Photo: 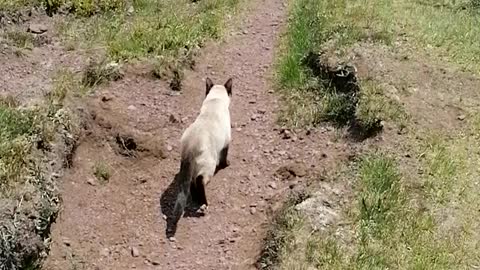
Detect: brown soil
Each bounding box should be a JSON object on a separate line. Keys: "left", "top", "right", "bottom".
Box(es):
{"left": 41, "top": 0, "right": 352, "bottom": 269}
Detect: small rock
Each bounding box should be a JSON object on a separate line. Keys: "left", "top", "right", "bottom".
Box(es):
{"left": 128, "top": 105, "right": 137, "bottom": 111}
{"left": 101, "top": 95, "right": 113, "bottom": 102}
{"left": 242, "top": 30, "right": 249, "bottom": 35}
{"left": 63, "top": 238, "right": 71, "bottom": 247}
{"left": 257, "top": 109, "right": 266, "bottom": 114}
{"left": 281, "top": 129, "right": 292, "bottom": 139}
{"left": 166, "top": 145, "right": 173, "bottom": 151}
{"left": 268, "top": 182, "right": 277, "bottom": 189}
{"left": 168, "top": 237, "right": 176, "bottom": 242}
{"left": 23, "top": 192, "right": 32, "bottom": 201}
{"left": 28, "top": 23, "right": 47, "bottom": 34}
{"left": 150, "top": 259, "right": 160, "bottom": 266}
{"left": 169, "top": 114, "right": 180, "bottom": 123}
{"left": 127, "top": 6, "right": 135, "bottom": 15}
{"left": 130, "top": 247, "right": 139, "bottom": 257}
{"left": 87, "top": 178, "right": 96, "bottom": 186}
{"left": 250, "top": 207, "right": 257, "bottom": 215}
{"left": 457, "top": 114, "right": 466, "bottom": 121}
{"left": 162, "top": 214, "right": 167, "bottom": 220}
{"left": 167, "top": 91, "right": 181, "bottom": 96}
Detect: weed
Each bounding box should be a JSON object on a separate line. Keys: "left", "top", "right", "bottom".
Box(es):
{"left": 3, "top": 29, "right": 34, "bottom": 49}
{"left": 81, "top": 59, "right": 123, "bottom": 87}
{"left": 93, "top": 162, "right": 111, "bottom": 183}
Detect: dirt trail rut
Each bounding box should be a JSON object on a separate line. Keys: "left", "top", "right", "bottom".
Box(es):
{"left": 44, "top": 0, "right": 350, "bottom": 269}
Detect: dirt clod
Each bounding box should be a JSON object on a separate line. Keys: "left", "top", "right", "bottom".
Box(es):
{"left": 275, "top": 162, "right": 308, "bottom": 181}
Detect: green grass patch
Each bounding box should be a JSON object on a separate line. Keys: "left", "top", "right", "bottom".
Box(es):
{"left": 266, "top": 149, "right": 480, "bottom": 269}
{"left": 277, "top": 0, "right": 480, "bottom": 127}
{"left": 58, "top": 0, "right": 239, "bottom": 65}
{"left": 277, "top": 0, "right": 401, "bottom": 130}
{"left": 278, "top": 0, "right": 480, "bottom": 90}
{"left": 0, "top": 0, "right": 124, "bottom": 16}
{"left": 277, "top": 0, "right": 394, "bottom": 90}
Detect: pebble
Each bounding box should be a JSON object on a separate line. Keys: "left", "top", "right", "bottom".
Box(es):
{"left": 87, "top": 178, "right": 96, "bottom": 186}
{"left": 268, "top": 182, "right": 277, "bottom": 189}
{"left": 63, "top": 238, "right": 71, "bottom": 247}
{"left": 130, "top": 247, "right": 140, "bottom": 257}
{"left": 169, "top": 114, "right": 180, "bottom": 123}
{"left": 250, "top": 207, "right": 257, "bottom": 215}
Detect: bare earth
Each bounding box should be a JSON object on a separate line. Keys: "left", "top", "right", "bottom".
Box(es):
{"left": 40, "top": 0, "right": 352, "bottom": 269}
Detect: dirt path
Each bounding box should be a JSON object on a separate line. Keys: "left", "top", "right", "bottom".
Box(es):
{"left": 43, "top": 0, "right": 350, "bottom": 269}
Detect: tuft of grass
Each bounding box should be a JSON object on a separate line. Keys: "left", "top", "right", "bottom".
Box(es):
{"left": 93, "top": 162, "right": 111, "bottom": 183}
{"left": 3, "top": 29, "right": 35, "bottom": 49}
{"left": 81, "top": 59, "right": 123, "bottom": 87}
{"left": 355, "top": 80, "right": 409, "bottom": 132}
{"left": 0, "top": 103, "right": 44, "bottom": 192}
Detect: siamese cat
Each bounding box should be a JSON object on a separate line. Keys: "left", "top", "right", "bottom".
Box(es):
{"left": 172, "top": 77, "right": 233, "bottom": 223}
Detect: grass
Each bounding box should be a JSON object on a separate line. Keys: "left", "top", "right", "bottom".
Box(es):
{"left": 269, "top": 0, "right": 480, "bottom": 266}
{"left": 93, "top": 162, "right": 111, "bottom": 183}
{"left": 276, "top": 0, "right": 400, "bottom": 129}
{"left": 355, "top": 80, "right": 408, "bottom": 132}
{"left": 0, "top": 69, "right": 83, "bottom": 269}
{"left": 265, "top": 150, "right": 480, "bottom": 269}
{"left": 277, "top": 0, "right": 480, "bottom": 128}
{"left": 0, "top": 0, "right": 124, "bottom": 15}
{"left": 57, "top": 0, "right": 239, "bottom": 68}
{"left": 2, "top": 29, "right": 35, "bottom": 49}
{"left": 81, "top": 58, "right": 123, "bottom": 87}
{"left": 0, "top": 100, "right": 45, "bottom": 194}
